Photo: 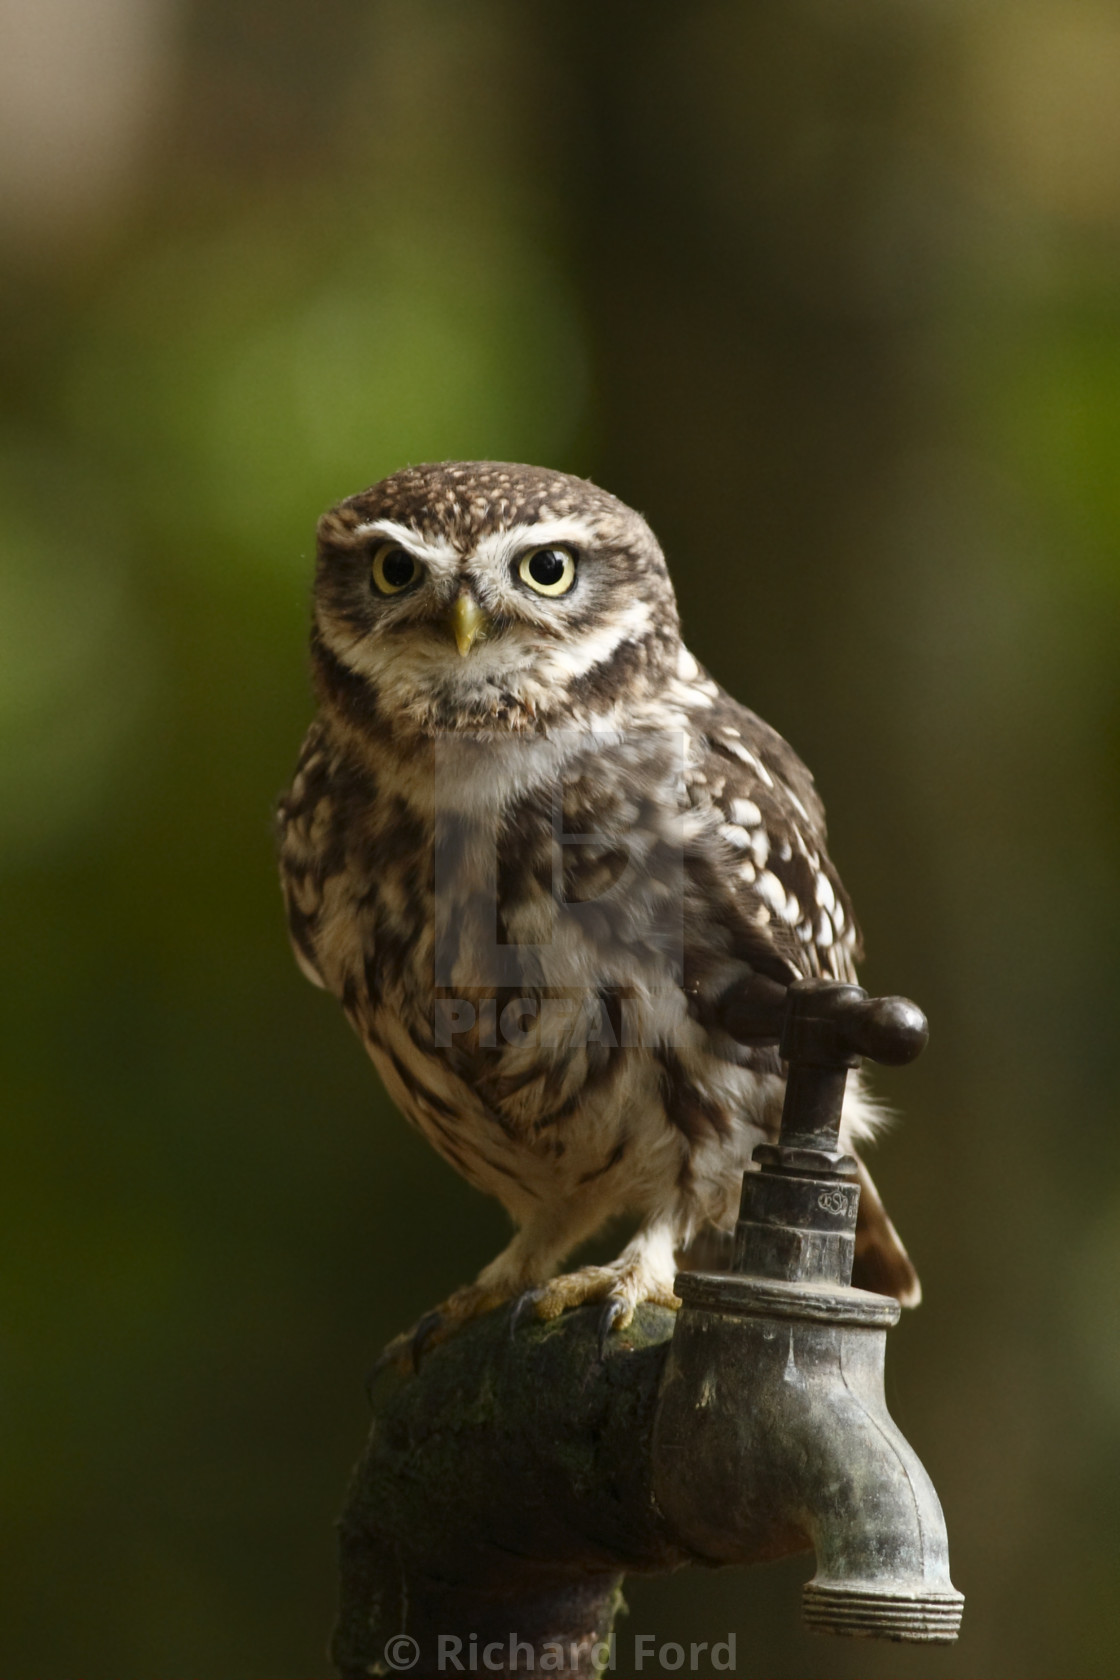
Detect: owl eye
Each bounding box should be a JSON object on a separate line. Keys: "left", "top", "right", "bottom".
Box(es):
{"left": 371, "top": 543, "right": 421, "bottom": 595}
{"left": 518, "top": 546, "right": 576, "bottom": 597}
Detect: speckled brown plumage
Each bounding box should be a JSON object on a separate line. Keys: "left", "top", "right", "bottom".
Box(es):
{"left": 277, "top": 462, "right": 918, "bottom": 1353}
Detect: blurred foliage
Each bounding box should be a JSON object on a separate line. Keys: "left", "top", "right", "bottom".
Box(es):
{"left": 1, "top": 3, "right": 1118, "bottom": 1677}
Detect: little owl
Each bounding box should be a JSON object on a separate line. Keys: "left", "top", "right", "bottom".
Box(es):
{"left": 277, "top": 462, "right": 918, "bottom": 1359}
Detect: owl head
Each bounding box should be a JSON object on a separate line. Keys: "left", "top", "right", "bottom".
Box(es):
{"left": 309, "top": 462, "right": 681, "bottom": 737}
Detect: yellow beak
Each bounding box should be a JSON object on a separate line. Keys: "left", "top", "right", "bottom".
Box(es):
{"left": 450, "top": 594, "right": 488, "bottom": 658}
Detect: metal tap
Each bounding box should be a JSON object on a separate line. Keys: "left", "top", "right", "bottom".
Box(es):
{"left": 653, "top": 977, "right": 965, "bottom": 1642}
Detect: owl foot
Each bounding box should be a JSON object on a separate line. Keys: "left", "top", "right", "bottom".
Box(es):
{"left": 370, "top": 1280, "right": 517, "bottom": 1384}
{"left": 511, "top": 1257, "right": 682, "bottom": 1349}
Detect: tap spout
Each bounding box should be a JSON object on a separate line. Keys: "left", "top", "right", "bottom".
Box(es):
{"left": 652, "top": 1272, "right": 964, "bottom": 1642}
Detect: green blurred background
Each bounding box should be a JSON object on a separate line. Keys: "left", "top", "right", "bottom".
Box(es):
{"left": 2, "top": 2, "right": 1119, "bottom": 1675}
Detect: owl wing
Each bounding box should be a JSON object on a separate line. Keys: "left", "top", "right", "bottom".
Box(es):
{"left": 681, "top": 673, "right": 862, "bottom": 993}
{"left": 275, "top": 720, "right": 334, "bottom": 991}
{"left": 678, "top": 665, "right": 920, "bottom": 1308}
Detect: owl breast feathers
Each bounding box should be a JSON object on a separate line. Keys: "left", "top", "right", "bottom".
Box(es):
{"left": 277, "top": 461, "right": 918, "bottom": 1354}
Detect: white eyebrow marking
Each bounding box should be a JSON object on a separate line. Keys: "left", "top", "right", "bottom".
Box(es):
{"left": 353, "top": 519, "right": 459, "bottom": 571}
{"left": 470, "top": 515, "right": 603, "bottom": 573}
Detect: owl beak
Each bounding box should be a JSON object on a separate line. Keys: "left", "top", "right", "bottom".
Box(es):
{"left": 449, "top": 594, "right": 488, "bottom": 658}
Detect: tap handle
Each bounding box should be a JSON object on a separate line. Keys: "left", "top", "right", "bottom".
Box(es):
{"left": 754, "top": 979, "right": 929, "bottom": 1174}
{"left": 779, "top": 980, "right": 929, "bottom": 1070}
{"left": 716, "top": 974, "right": 928, "bottom": 1069}
{"left": 842, "top": 993, "right": 928, "bottom": 1066}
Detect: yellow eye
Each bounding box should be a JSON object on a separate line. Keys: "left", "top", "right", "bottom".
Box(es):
{"left": 517, "top": 545, "right": 576, "bottom": 597}
{"left": 371, "top": 543, "right": 421, "bottom": 595}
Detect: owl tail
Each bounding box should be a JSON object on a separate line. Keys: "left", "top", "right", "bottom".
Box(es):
{"left": 851, "top": 1153, "right": 922, "bottom": 1307}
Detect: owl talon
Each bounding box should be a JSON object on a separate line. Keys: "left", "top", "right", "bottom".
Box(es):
{"left": 509, "top": 1288, "right": 546, "bottom": 1339}
{"left": 365, "top": 1328, "right": 426, "bottom": 1394}
{"left": 597, "top": 1296, "right": 632, "bottom": 1357}
{"left": 370, "top": 1280, "right": 523, "bottom": 1389}
{"left": 410, "top": 1310, "right": 445, "bottom": 1371}
{"left": 366, "top": 1329, "right": 422, "bottom": 1394}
